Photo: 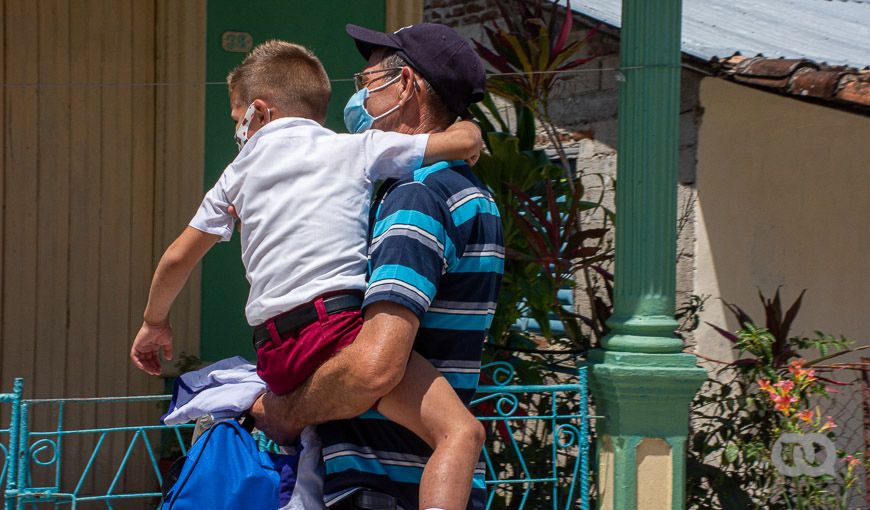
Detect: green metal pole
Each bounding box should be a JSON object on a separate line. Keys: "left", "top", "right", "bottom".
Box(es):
{"left": 589, "top": 0, "right": 707, "bottom": 508}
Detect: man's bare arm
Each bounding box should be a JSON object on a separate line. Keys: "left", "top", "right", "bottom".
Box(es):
{"left": 250, "top": 301, "right": 419, "bottom": 442}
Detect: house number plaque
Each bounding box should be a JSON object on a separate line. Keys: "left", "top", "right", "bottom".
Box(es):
{"left": 222, "top": 32, "right": 253, "bottom": 53}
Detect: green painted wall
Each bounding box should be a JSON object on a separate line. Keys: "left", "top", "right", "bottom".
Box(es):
{"left": 201, "top": 0, "right": 386, "bottom": 361}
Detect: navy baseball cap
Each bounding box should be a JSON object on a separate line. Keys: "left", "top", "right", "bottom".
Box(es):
{"left": 346, "top": 23, "right": 486, "bottom": 118}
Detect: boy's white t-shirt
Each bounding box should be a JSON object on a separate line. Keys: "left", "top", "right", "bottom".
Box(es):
{"left": 189, "top": 117, "right": 429, "bottom": 326}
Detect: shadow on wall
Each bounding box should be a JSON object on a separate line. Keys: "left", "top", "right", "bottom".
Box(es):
{"left": 694, "top": 77, "right": 870, "bottom": 358}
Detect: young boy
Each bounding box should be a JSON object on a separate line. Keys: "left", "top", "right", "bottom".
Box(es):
{"left": 130, "top": 41, "right": 483, "bottom": 508}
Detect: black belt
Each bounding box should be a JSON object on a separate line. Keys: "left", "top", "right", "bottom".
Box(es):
{"left": 252, "top": 293, "right": 363, "bottom": 350}
{"left": 330, "top": 489, "right": 398, "bottom": 509}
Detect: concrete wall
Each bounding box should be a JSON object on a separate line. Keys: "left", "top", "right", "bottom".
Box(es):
{"left": 694, "top": 77, "right": 870, "bottom": 359}
{"left": 694, "top": 78, "right": 870, "bottom": 501}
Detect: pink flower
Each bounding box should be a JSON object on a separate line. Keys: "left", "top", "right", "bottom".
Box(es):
{"left": 788, "top": 359, "right": 805, "bottom": 375}
{"left": 796, "top": 409, "right": 814, "bottom": 423}
{"left": 844, "top": 455, "right": 859, "bottom": 466}
{"left": 788, "top": 359, "right": 817, "bottom": 383}
{"left": 819, "top": 416, "right": 837, "bottom": 432}
{"left": 757, "top": 379, "right": 774, "bottom": 393}
{"left": 772, "top": 394, "right": 799, "bottom": 415}
{"left": 774, "top": 379, "right": 795, "bottom": 393}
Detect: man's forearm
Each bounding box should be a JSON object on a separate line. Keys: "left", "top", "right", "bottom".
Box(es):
{"left": 254, "top": 302, "right": 419, "bottom": 439}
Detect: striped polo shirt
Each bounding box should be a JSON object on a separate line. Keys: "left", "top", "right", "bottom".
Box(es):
{"left": 319, "top": 160, "right": 504, "bottom": 509}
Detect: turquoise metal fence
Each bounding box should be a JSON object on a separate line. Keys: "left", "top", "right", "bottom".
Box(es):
{"left": 473, "top": 361, "right": 590, "bottom": 509}
{"left": 1, "top": 380, "right": 23, "bottom": 510}
{"left": 0, "top": 382, "right": 194, "bottom": 510}
{"left": 1, "top": 364, "right": 591, "bottom": 509}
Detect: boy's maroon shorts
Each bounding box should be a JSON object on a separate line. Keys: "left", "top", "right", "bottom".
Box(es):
{"left": 254, "top": 296, "right": 363, "bottom": 395}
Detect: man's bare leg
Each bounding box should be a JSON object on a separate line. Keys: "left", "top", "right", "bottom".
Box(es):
{"left": 376, "top": 352, "right": 485, "bottom": 510}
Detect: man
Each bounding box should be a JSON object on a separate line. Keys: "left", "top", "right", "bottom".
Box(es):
{"left": 251, "top": 23, "right": 503, "bottom": 510}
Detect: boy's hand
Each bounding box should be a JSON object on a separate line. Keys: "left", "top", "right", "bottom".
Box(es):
{"left": 130, "top": 320, "right": 174, "bottom": 376}
{"left": 228, "top": 205, "right": 241, "bottom": 232}
{"left": 446, "top": 120, "right": 483, "bottom": 166}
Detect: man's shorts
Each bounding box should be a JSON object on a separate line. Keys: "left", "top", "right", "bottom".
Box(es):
{"left": 254, "top": 293, "right": 364, "bottom": 395}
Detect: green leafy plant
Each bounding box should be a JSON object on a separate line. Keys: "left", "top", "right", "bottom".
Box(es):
{"left": 471, "top": 99, "right": 613, "bottom": 353}
{"left": 506, "top": 180, "right": 609, "bottom": 344}
{"left": 468, "top": 2, "right": 608, "bottom": 507}
{"left": 688, "top": 289, "right": 868, "bottom": 509}
{"left": 471, "top": 0, "right": 615, "bottom": 355}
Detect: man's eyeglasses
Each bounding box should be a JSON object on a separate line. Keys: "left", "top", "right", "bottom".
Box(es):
{"left": 352, "top": 67, "right": 404, "bottom": 92}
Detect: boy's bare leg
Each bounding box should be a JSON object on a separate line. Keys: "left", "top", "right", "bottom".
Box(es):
{"left": 376, "top": 352, "right": 485, "bottom": 510}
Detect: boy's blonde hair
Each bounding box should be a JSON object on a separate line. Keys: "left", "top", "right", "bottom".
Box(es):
{"left": 227, "top": 40, "right": 331, "bottom": 123}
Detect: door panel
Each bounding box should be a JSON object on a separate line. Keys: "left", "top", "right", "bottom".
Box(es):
{"left": 201, "top": 1, "right": 386, "bottom": 361}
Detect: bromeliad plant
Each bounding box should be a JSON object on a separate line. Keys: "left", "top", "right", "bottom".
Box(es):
{"left": 473, "top": 0, "right": 599, "bottom": 179}
{"left": 688, "top": 289, "right": 868, "bottom": 510}
{"left": 467, "top": 3, "right": 608, "bottom": 508}
{"left": 505, "top": 181, "right": 609, "bottom": 346}
{"left": 470, "top": 99, "right": 612, "bottom": 355}
{"left": 470, "top": 0, "right": 611, "bottom": 354}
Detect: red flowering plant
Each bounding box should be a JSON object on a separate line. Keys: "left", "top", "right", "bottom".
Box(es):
{"left": 688, "top": 289, "right": 868, "bottom": 510}
{"left": 756, "top": 360, "right": 821, "bottom": 422}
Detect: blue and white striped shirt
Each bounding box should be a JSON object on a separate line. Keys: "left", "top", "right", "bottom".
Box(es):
{"left": 320, "top": 160, "right": 504, "bottom": 509}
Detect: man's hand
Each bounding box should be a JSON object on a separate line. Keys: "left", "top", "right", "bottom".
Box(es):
{"left": 130, "top": 320, "right": 174, "bottom": 376}
{"left": 249, "top": 392, "right": 301, "bottom": 445}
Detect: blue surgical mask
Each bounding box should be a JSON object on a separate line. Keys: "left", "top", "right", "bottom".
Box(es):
{"left": 343, "top": 74, "right": 402, "bottom": 134}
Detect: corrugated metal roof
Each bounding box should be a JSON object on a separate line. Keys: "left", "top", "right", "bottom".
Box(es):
{"left": 557, "top": 0, "right": 870, "bottom": 68}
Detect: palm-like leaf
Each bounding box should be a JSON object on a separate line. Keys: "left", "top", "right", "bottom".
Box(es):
{"left": 474, "top": 0, "right": 599, "bottom": 111}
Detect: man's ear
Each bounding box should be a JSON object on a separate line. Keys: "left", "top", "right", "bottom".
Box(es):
{"left": 397, "top": 67, "right": 419, "bottom": 106}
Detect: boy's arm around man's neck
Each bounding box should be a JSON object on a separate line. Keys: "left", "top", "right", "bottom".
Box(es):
{"left": 421, "top": 120, "right": 482, "bottom": 166}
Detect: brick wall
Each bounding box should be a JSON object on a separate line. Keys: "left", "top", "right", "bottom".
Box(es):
{"left": 424, "top": 0, "right": 499, "bottom": 28}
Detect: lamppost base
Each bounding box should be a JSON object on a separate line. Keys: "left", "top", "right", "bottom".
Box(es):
{"left": 589, "top": 348, "right": 707, "bottom": 510}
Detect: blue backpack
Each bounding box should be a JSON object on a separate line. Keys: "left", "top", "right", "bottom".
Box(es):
{"left": 162, "top": 420, "right": 281, "bottom": 510}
